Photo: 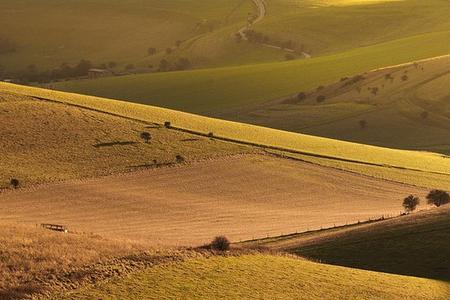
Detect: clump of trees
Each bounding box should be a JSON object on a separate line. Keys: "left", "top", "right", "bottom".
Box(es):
{"left": 426, "top": 190, "right": 450, "bottom": 207}
{"left": 210, "top": 236, "right": 230, "bottom": 251}
{"left": 403, "top": 195, "right": 420, "bottom": 213}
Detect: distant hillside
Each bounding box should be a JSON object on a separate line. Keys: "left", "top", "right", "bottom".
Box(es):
{"left": 224, "top": 55, "right": 450, "bottom": 154}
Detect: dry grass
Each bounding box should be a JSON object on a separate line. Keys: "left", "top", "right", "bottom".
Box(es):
{"left": 0, "top": 155, "right": 427, "bottom": 246}
{"left": 0, "top": 222, "right": 147, "bottom": 299}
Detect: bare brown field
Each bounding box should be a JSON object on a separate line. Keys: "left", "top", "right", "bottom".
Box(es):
{"left": 0, "top": 155, "right": 427, "bottom": 246}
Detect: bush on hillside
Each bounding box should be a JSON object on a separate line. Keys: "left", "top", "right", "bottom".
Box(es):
{"left": 140, "top": 132, "right": 152, "bottom": 143}
{"left": 316, "top": 95, "right": 326, "bottom": 103}
{"left": 10, "top": 178, "right": 20, "bottom": 189}
{"left": 426, "top": 190, "right": 450, "bottom": 207}
{"left": 297, "top": 92, "right": 306, "bottom": 102}
{"left": 210, "top": 236, "right": 230, "bottom": 251}
{"left": 403, "top": 195, "right": 420, "bottom": 213}
{"left": 176, "top": 155, "right": 185, "bottom": 163}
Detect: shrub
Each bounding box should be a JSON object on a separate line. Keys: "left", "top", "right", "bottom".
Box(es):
{"left": 316, "top": 95, "right": 326, "bottom": 103}
{"left": 164, "top": 121, "right": 171, "bottom": 128}
{"left": 426, "top": 190, "right": 450, "bottom": 207}
{"left": 208, "top": 132, "right": 214, "bottom": 138}
{"left": 401, "top": 75, "right": 409, "bottom": 81}
{"left": 176, "top": 155, "right": 185, "bottom": 163}
{"left": 297, "top": 92, "right": 306, "bottom": 102}
{"left": 403, "top": 195, "right": 420, "bottom": 213}
{"left": 10, "top": 178, "right": 20, "bottom": 189}
{"left": 210, "top": 236, "right": 230, "bottom": 251}
{"left": 140, "top": 132, "right": 152, "bottom": 143}
{"left": 165, "top": 48, "right": 172, "bottom": 55}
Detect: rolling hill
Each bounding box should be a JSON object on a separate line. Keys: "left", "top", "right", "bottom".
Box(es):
{"left": 1, "top": 83, "right": 450, "bottom": 246}
{"left": 244, "top": 205, "right": 450, "bottom": 281}
{"left": 0, "top": 0, "right": 254, "bottom": 72}
{"left": 57, "top": 254, "right": 450, "bottom": 300}
{"left": 53, "top": 30, "right": 450, "bottom": 114}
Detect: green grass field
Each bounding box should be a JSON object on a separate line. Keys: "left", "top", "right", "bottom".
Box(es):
{"left": 0, "top": 0, "right": 253, "bottom": 72}
{"left": 225, "top": 55, "right": 450, "bottom": 154}
{"left": 54, "top": 30, "right": 450, "bottom": 114}
{"left": 58, "top": 254, "right": 450, "bottom": 300}
{"left": 256, "top": 0, "right": 450, "bottom": 56}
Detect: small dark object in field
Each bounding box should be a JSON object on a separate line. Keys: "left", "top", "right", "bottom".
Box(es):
{"left": 316, "top": 95, "right": 326, "bottom": 103}
{"left": 297, "top": 92, "right": 306, "bottom": 102}
{"left": 426, "top": 190, "right": 450, "bottom": 207}
{"left": 211, "top": 236, "right": 230, "bottom": 251}
{"left": 10, "top": 178, "right": 20, "bottom": 189}
{"left": 164, "top": 121, "right": 171, "bottom": 128}
{"left": 176, "top": 155, "right": 185, "bottom": 163}
{"left": 421, "top": 111, "right": 429, "bottom": 119}
{"left": 208, "top": 132, "right": 214, "bottom": 138}
{"left": 401, "top": 75, "right": 409, "bottom": 81}
{"left": 359, "top": 120, "right": 367, "bottom": 129}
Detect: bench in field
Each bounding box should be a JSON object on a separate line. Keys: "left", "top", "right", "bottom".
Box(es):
{"left": 41, "top": 223, "right": 68, "bottom": 233}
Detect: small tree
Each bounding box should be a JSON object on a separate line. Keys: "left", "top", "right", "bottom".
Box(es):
{"left": 164, "top": 121, "right": 171, "bottom": 128}
{"left": 426, "top": 190, "right": 450, "bottom": 207}
{"left": 10, "top": 178, "right": 19, "bottom": 189}
{"left": 403, "top": 195, "right": 420, "bottom": 213}
{"left": 140, "top": 132, "right": 152, "bottom": 143}
{"left": 210, "top": 236, "right": 230, "bottom": 251}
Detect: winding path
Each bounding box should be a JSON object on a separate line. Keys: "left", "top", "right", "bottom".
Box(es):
{"left": 238, "top": 0, "right": 311, "bottom": 58}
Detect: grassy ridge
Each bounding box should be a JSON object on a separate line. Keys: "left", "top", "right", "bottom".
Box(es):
{"left": 59, "top": 254, "right": 450, "bottom": 300}
{"left": 2, "top": 83, "right": 450, "bottom": 190}
{"left": 54, "top": 30, "right": 450, "bottom": 113}
{"left": 0, "top": 89, "right": 249, "bottom": 188}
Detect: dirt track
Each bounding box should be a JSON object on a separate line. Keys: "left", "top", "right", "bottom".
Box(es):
{"left": 0, "top": 155, "right": 426, "bottom": 246}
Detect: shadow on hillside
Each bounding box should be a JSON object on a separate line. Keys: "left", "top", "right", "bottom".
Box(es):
{"left": 93, "top": 141, "right": 137, "bottom": 148}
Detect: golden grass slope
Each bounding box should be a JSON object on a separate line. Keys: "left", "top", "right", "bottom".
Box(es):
{"left": 1, "top": 82, "right": 449, "bottom": 189}
{"left": 0, "top": 155, "right": 427, "bottom": 246}
{"left": 0, "top": 90, "right": 250, "bottom": 188}
{"left": 59, "top": 254, "right": 450, "bottom": 300}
